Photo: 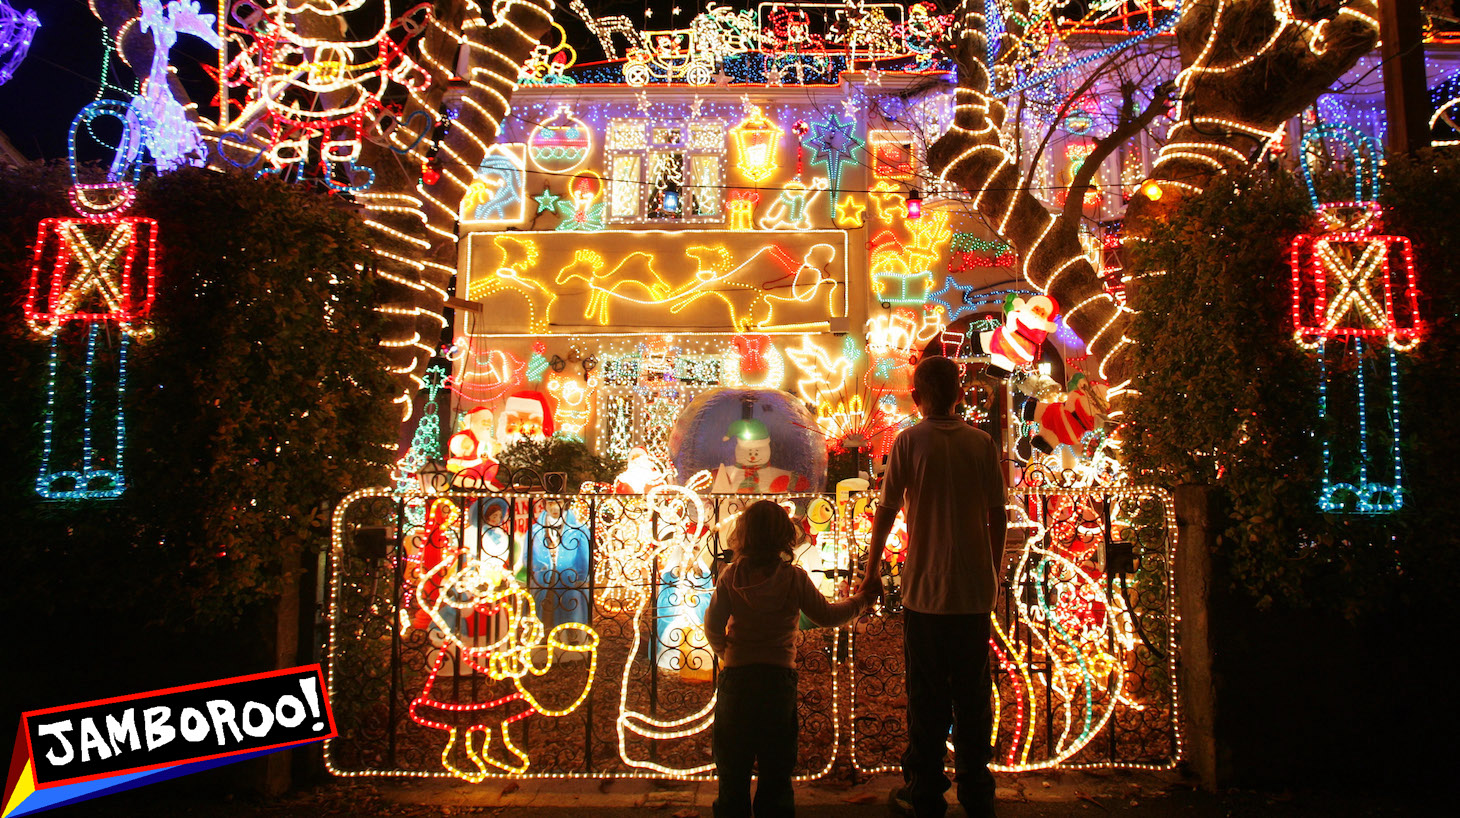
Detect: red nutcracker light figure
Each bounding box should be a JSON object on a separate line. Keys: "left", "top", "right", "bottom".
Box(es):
{"left": 25, "top": 103, "right": 157, "bottom": 499}
{"left": 1289, "top": 126, "right": 1423, "bottom": 513}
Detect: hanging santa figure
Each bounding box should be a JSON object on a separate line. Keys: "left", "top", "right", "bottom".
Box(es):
{"left": 980, "top": 293, "right": 1059, "bottom": 377}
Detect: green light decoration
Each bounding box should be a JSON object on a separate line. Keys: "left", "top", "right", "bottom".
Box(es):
{"left": 805, "top": 113, "right": 864, "bottom": 218}
{"left": 533, "top": 187, "right": 561, "bottom": 214}
{"left": 395, "top": 362, "right": 449, "bottom": 498}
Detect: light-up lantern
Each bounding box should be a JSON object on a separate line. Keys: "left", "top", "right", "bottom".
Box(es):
{"left": 729, "top": 105, "right": 782, "bottom": 184}
{"left": 906, "top": 188, "right": 923, "bottom": 220}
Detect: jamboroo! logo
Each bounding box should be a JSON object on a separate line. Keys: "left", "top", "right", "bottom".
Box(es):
{"left": 4, "top": 665, "right": 335, "bottom": 816}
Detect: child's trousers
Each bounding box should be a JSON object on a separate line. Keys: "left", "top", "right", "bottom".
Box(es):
{"left": 712, "top": 663, "right": 798, "bottom": 818}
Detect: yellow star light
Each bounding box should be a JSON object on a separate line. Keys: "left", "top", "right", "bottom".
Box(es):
{"left": 835, "top": 195, "right": 866, "bottom": 227}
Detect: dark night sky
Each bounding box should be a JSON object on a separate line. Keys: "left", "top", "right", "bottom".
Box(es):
{"left": 1, "top": 0, "right": 108, "bottom": 162}
{"left": 0, "top": 0, "right": 698, "bottom": 162}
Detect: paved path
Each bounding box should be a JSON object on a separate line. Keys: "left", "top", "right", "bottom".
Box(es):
{"left": 48, "top": 769, "right": 1428, "bottom": 816}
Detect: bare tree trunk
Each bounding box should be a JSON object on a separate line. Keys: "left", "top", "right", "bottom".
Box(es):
{"left": 351, "top": 0, "right": 556, "bottom": 415}
{"left": 1127, "top": 0, "right": 1379, "bottom": 227}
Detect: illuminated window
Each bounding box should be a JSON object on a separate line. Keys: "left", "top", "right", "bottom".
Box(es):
{"left": 606, "top": 118, "right": 726, "bottom": 223}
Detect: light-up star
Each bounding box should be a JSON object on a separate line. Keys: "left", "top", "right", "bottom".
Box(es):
{"left": 422, "top": 363, "right": 448, "bottom": 397}
{"left": 841, "top": 95, "right": 860, "bottom": 117}
{"left": 690, "top": 95, "right": 704, "bottom": 117}
{"left": 866, "top": 67, "right": 882, "bottom": 86}
{"left": 713, "top": 69, "right": 733, "bottom": 87}
{"left": 534, "top": 187, "right": 562, "bottom": 214}
{"left": 635, "top": 90, "right": 650, "bottom": 112}
{"left": 835, "top": 195, "right": 866, "bottom": 227}
{"left": 929, "top": 277, "right": 979, "bottom": 322}
{"left": 806, "top": 113, "right": 864, "bottom": 217}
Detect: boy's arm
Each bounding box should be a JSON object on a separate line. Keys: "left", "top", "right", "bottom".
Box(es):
{"left": 859, "top": 436, "right": 905, "bottom": 598}
{"left": 704, "top": 568, "right": 730, "bottom": 658}
{"left": 985, "top": 438, "right": 1009, "bottom": 589}
{"left": 859, "top": 504, "right": 899, "bottom": 598}
{"left": 796, "top": 567, "right": 865, "bottom": 629}
{"left": 987, "top": 501, "right": 1007, "bottom": 583}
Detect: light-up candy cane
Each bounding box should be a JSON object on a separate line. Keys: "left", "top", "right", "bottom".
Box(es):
{"left": 1290, "top": 125, "right": 1424, "bottom": 514}
{"left": 24, "top": 103, "right": 156, "bottom": 499}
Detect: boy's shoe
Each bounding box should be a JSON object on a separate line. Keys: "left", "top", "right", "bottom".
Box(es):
{"left": 888, "top": 786, "right": 945, "bottom": 818}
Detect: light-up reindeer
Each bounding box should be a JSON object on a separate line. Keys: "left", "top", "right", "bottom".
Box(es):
{"left": 1290, "top": 126, "right": 1423, "bottom": 514}
{"left": 25, "top": 105, "right": 157, "bottom": 499}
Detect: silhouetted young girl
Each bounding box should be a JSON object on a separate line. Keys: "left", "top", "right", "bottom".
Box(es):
{"left": 705, "top": 499, "right": 874, "bottom": 818}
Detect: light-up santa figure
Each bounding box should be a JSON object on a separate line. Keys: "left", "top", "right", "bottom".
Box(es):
{"left": 614, "top": 446, "right": 666, "bottom": 494}
{"left": 447, "top": 407, "right": 500, "bottom": 489}
{"left": 497, "top": 391, "right": 553, "bottom": 447}
{"left": 410, "top": 548, "right": 598, "bottom": 779}
{"left": 981, "top": 294, "right": 1059, "bottom": 377}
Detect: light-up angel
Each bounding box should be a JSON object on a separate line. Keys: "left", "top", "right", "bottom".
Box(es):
{"left": 0, "top": 1, "right": 39, "bottom": 86}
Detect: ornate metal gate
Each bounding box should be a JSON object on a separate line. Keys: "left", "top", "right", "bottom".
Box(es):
{"left": 322, "top": 484, "right": 1179, "bottom": 781}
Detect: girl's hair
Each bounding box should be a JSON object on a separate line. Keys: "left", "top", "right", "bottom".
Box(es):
{"left": 730, "top": 499, "right": 799, "bottom": 567}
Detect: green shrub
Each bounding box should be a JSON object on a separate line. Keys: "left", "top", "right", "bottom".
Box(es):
{"left": 1121, "top": 152, "right": 1460, "bottom": 615}
{"left": 0, "top": 167, "right": 397, "bottom": 626}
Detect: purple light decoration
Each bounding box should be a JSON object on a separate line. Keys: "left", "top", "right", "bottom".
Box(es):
{"left": 0, "top": 2, "right": 39, "bottom": 86}
{"left": 1053, "top": 315, "right": 1087, "bottom": 352}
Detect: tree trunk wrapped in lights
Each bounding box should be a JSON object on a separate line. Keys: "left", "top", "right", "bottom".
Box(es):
{"left": 927, "top": 0, "right": 1380, "bottom": 383}
{"left": 326, "top": 0, "right": 555, "bottom": 416}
